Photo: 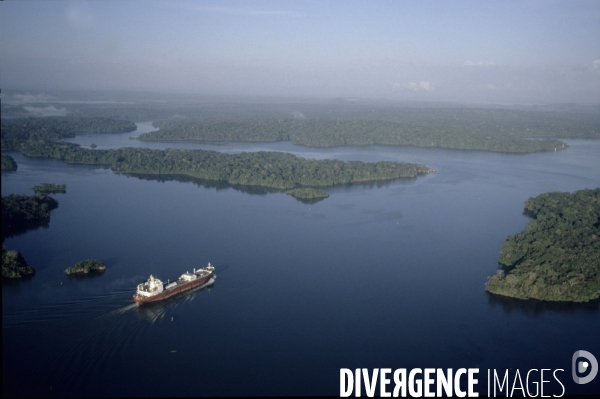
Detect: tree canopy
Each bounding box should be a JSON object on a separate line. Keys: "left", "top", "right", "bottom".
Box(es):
{"left": 287, "top": 187, "right": 329, "bottom": 200}
{"left": 65, "top": 259, "right": 106, "bottom": 275}
{"left": 2, "top": 194, "right": 59, "bottom": 239}
{"left": 138, "top": 118, "right": 571, "bottom": 153}
{"left": 1, "top": 154, "right": 18, "bottom": 171}
{"left": 17, "top": 140, "right": 431, "bottom": 190}
{"left": 2, "top": 248, "right": 34, "bottom": 279}
{"left": 32, "top": 183, "right": 67, "bottom": 194}
{"left": 1, "top": 116, "right": 136, "bottom": 150}
{"left": 486, "top": 188, "right": 600, "bottom": 302}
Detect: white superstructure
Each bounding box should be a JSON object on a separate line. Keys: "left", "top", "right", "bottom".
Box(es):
{"left": 135, "top": 275, "right": 164, "bottom": 298}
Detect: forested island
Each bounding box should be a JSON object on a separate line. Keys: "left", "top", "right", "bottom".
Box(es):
{"left": 486, "top": 188, "right": 600, "bottom": 302}
{"left": 2, "top": 194, "right": 60, "bottom": 278}
{"left": 14, "top": 140, "right": 431, "bottom": 190}
{"left": 287, "top": 188, "right": 329, "bottom": 200}
{"left": 138, "top": 118, "right": 570, "bottom": 153}
{"left": 1, "top": 154, "right": 18, "bottom": 171}
{"left": 1, "top": 115, "right": 432, "bottom": 193}
{"left": 32, "top": 183, "right": 67, "bottom": 194}
{"left": 2, "top": 194, "right": 59, "bottom": 239}
{"left": 65, "top": 259, "right": 106, "bottom": 275}
{"left": 2, "top": 248, "right": 35, "bottom": 279}
{"left": 1, "top": 116, "right": 136, "bottom": 151}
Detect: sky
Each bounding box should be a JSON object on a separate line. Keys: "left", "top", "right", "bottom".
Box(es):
{"left": 1, "top": 0, "right": 599, "bottom": 104}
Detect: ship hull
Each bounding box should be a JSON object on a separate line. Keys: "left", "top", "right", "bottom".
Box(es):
{"left": 133, "top": 272, "right": 213, "bottom": 303}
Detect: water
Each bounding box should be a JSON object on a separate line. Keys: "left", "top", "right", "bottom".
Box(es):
{"left": 3, "top": 126, "right": 600, "bottom": 396}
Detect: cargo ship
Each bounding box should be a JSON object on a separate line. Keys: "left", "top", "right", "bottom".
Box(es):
{"left": 133, "top": 263, "right": 215, "bottom": 303}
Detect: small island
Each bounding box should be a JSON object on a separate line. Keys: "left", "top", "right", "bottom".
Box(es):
{"left": 486, "top": 188, "right": 600, "bottom": 302}
{"left": 65, "top": 259, "right": 106, "bottom": 275}
{"left": 32, "top": 183, "right": 67, "bottom": 194}
{"left": 287, "top": 187, "right": 329, "bottom": 200}
{"left": 2, "top": 248, "right": 35, "bottom": 279}
{"left": 1, "top": 154, "right": 18, "bottom": 171}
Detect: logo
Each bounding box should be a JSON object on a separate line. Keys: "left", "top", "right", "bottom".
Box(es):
{"left": 572, "top": 350, "right": 598, "bottom": 384}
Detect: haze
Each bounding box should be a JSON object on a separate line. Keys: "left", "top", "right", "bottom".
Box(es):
{"left": 1, "top": 0, "right": 599, "bottom": 104}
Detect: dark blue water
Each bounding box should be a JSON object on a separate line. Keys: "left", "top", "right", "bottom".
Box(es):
{"left": 3, "top": 126, "right": 600, "bottom": 397}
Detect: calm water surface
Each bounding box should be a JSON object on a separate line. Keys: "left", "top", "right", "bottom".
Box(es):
{"left": 3, "top": 125, "right": 600, "bottom": 396}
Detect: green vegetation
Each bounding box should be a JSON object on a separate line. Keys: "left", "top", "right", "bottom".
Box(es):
{"left": 1, "top": 115, "right": 432, "bottom": 194}
{"left": 2, "top": 248, "right": 35, "bottom": 279}
{"left": 64, "top": 105, "right": 176, "bottom": 122}
{"left": 1, "top": 191, "right": 61, "bottom": 279}
{"left": 139, "top": 118, "right": 571, "bottom": 153}
{"left": 1, "top": 154, "right": 18, "bottom": 171}
{"left": 40, "top": 95, "right": 599, "bottom": 135}
{"left": 486, "top": 188, "right": 600, "bottom": 302}
{"left": 287, "top": 188, "right": 329, "bottom": 200}
{"left": 2, "top": 194, "right": 59, "bottom": 238}
{"left": 307, "top": 106, "right": 600, "bottom": 139}
{"left": 127, "top": 173, "right": 285, "bottom": 196}
{"left": 65, "top": 259, "right": 106, "bottom": 275}
{"left": 32, "top": 183, "right": 66, "bottom": 194}
{"left": 16, "top": 141, "right": 431, "bottom": 190}
{"left": 1, "top": 116, "right": 136, "bottom": 150}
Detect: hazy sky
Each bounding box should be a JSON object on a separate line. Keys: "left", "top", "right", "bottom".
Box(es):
{"left": 2, "top": 0, "right": 599, "bottom": 103}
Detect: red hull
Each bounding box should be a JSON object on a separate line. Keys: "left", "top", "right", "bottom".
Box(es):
{"left": 133, "top": 272, "right": 213, "bottom": 303}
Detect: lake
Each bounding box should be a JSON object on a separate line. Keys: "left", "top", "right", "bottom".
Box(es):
{"left": 3, "top": 124, "right": 600, "bottom": 397}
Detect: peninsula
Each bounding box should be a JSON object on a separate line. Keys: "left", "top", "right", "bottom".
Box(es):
{"left": 1, "top": 116, "right": 136, "bottom": 151}
{"left": 486, "top": 188, "right": 600, "bottom": 302}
